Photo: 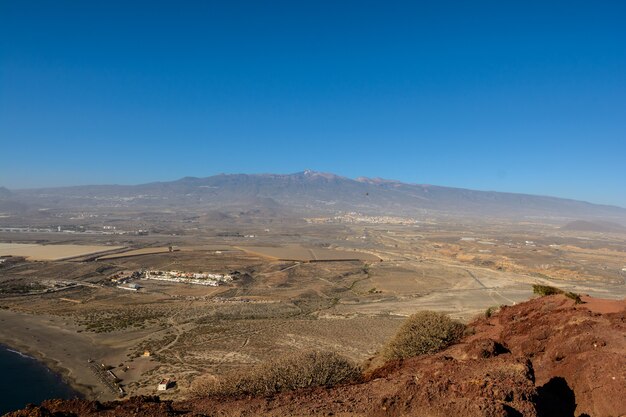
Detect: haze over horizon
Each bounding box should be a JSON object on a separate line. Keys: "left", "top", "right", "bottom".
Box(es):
{"left": 4, "top": 170, "right": 626, "bottom": 213}
{"left": 1, "top": 1, "right": 625, "bottom": 206}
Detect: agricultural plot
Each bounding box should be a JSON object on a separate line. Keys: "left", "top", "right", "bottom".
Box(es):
{"left": 97, "top": 247, "right": 175, "bottom": 260}
{"left": 0, "top": 243, "right": 124, "bottom": 261}
{"left": 238, "top": 245, "right": 380, "bottom": 262}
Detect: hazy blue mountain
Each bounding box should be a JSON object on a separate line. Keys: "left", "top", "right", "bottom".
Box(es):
{"left": 3, "top": 171, "right": 625, "bottom": 222}
{"left": 560, "top": 220, "right": 626, "bottom": 233}
{"left": 0, "top": 187, "right": 12, "bottom": 198}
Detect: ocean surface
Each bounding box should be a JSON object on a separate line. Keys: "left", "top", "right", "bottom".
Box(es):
{"left": 0, "top": 345, "right": 80, "bottom": 415}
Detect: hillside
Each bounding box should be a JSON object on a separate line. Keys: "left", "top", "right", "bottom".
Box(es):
{"left": 2, "top": 171, "right": 626, "bottom": 221}
{"left": 560, "top": 220, "right": 626, "bottom": 233}
{"left": 8, "top": 294, "right": 625, "bottom": 417}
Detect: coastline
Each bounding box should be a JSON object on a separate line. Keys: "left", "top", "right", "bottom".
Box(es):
{"left": 0, "top": 309, "right": 118, "bottom": 402}
{"left": 0, "top": 340, "right": 91, "bottom": 401}
{"left": 0, "top": 343, "right": 81, "bottom": 415}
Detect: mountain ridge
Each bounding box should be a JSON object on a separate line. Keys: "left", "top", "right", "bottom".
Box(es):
{"left": 1, "top": 171, "right": 625, "bottom": 222}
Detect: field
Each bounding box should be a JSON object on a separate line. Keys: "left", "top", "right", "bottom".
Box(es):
{"left": 98, "top": 247, "right": 176, "bottom": 260}
{"left": 238, "top": 245, "right": 380, "bottom": 261}
{"left": 0, "top": 243, "right": 124, "bottom": 261}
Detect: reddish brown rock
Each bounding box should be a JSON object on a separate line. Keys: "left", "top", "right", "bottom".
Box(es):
{"left": 6, "top": 294, "right": 625, "bottom": 417}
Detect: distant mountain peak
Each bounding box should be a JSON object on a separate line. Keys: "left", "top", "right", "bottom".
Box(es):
{"left": 355, "top": 176, "right": 403, "bottom": 185}
{"left": 298, "top": 170, "right": 345, "bottom": 180}
{"left": 5, "top": 172, "right": 626, "bottom": 221}
{"left": 0, "top": 186, "right": 12, "bottom": 198}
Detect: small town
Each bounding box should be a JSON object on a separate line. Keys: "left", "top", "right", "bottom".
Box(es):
{"left": 109, "top": 269, "right": 234, "bottom": 289}
{"left": 144, "top": 270, "right": 233, "bottom": 286}
{"left": 306, "top": 212, "right": 419, "bottom": 225}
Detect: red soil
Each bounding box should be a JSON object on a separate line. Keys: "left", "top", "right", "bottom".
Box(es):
{"left": 7, "top": 294, "right": 625, "bottom": 417}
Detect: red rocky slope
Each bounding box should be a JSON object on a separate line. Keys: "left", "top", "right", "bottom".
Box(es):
{"left": 7, "top": 294, "right": 625, "bottom": 417}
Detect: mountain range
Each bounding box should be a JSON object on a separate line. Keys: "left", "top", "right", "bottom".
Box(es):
{"left": 1, "top": 171, "right": 625, "bottom": 222}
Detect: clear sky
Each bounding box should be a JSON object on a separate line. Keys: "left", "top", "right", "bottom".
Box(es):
{"left": 1, "top": 1, "right": 625, "bottom": 206}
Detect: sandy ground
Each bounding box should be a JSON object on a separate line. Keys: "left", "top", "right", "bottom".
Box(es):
{"left": 1, "top": 222, "right": 624, "bottom": 405}
{"left": 337, "top": 261, "right": 626, "bottom": 320}
{"left": 97, "top": 247, "right": 174, "bottom": 260}
{"left": 0, "top": 243, "right": 124, "bottom": 261}
{"left": 0, "top": 309, "right": 149, "bottom": 401}
{"left": 237, "top": 245, "right": 380, "bottom": 261}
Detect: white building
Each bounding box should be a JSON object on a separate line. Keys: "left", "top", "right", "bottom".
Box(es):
{"left": 117, "top": 283, "right": 141, "bottom": 291}
{"left": 158, "top": 379, "right": 174, "bottom": 391}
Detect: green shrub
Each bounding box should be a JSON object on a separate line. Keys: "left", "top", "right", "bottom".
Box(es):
{"left": 382, "top": 311, "right": 465, "bottom": 361}
{"left": 564, "top": 291, "right": 582, "bottom": 304}
{"left": 532, "top": 285, "right": 582, "bottom": 304}
{"left": 192, "top": 350, "right": 360, "bottom": 397}
{"left": 485, "top": 305, "right": 499, "bottom": 318}
{"left": 532, "top": 285, "right": 562, "bottom": 296}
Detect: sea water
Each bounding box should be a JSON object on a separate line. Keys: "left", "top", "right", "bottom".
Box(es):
{"left": 0, "top": 345, "right": 79, "bottom": 414}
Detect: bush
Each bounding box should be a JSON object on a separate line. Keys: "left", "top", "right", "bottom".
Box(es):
{"left": 382, "top": 311, "right": 465, "bottom": 361}
{"left": 485, "top": 305, "right": 499, "bottom": 318}
{"left": 192, "top": 350, "right": 361, "bottom": 397}
{"left": 532, "top": 285, "right": 562, "bottom": 296}
{"left": 532, "top": 285, "right": 582, "bottom": 304}
{"left": 564, "top": 291, "right": 582, "bottom": 304}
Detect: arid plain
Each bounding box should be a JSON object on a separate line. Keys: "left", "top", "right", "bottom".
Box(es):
{"left": 1, "top": 214, "right": 625, "bottom": 402}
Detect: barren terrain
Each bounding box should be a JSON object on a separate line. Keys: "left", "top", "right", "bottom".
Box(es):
{"left": 0, "top": 243, "right": 124, "bottom": 261}
{"left": 9, "top": 294, "right": 626, "bottom": 417}
{"left": 1, "top": 211, "right": 625, "bottom": 407}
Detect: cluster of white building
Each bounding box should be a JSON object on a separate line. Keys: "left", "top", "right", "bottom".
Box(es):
{"left": 144, "top": 270, "right": 233, "bottom": 287}
{"left": 306, "top": 212, "right": 419, "bottom": 225}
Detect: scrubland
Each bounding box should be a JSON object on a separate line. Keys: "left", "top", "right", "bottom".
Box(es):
{"left": 1, "top": 218, "right": 625, "bottom": 401}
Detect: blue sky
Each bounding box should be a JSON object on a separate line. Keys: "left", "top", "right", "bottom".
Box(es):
{"left": 1, "top": 1, "right": 625, "bottom": 206}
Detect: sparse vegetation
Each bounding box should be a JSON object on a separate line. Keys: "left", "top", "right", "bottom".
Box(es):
{"left": 1, "top": 219, "right": 618, "bottom": 403}
{"left": 382, "top": 311, "right": 465, "bottom": 361}
{"left": 564, "top": 291, "right": 582, "bottom": 304}
{"left": 532, "top": 284, "right": 582, "bottom": 304}
{"left": 0, "top": 281, "right": 47, "bottom": 294}
{"left": 191, "top": 350, "right": 361, "bottom": 397}
{"left": 485, "top": 305, "right": 499, "bottom": 318}
{"left": 77, "top": 308, "right": 165, "bottom": 333}
{"left": 532, "top": 285, "right": 562, "bottom": 296}
{"left": 132, "top": 334, "right": 176, "bottom": 357}
{"left": 194, "top": 302, "right": 302, "bottom": 322}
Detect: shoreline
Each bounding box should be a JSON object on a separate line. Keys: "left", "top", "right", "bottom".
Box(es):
{"left": 0, "top": 342, "right": 83, "bottom": 401}
{"left": 0, "top": 309, "right": 119, "bottom": 402}
{"left": 0, "top": 337, "right": 94, "bottom": 401}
